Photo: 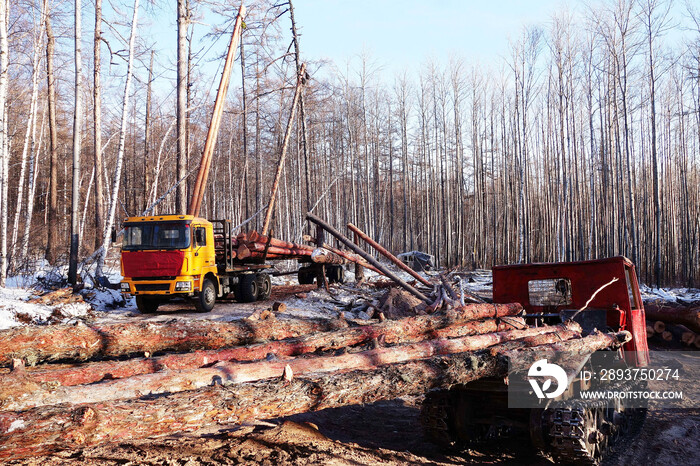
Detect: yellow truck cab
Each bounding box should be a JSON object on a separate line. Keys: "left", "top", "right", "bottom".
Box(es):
{"left": 119, "top": 215, "right": 219, "bottom": 313}
{"left": 119, "top": 215, "right": 272, "bottom": 313}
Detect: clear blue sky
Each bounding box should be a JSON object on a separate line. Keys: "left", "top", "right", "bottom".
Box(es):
{"left": 292, "top": 0, "right": 568, "bottom": 76}
{"left": 138, "top": 0, "right": 691, "bottom": 98}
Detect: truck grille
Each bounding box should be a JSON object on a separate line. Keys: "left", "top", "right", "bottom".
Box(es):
{"left": 135, "top": 283, "right": 171, "bottom": 292}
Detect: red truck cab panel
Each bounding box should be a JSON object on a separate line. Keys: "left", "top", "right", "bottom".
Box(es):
{"left": 493, "top": 256, "right": 649, "bottom": 367}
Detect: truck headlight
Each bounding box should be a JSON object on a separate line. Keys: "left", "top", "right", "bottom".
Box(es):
{"left": 120, "top": 282, "right": 130, "bottom": 292}
{"left": 175, "top": 281, "right": 192, "bottom": 291}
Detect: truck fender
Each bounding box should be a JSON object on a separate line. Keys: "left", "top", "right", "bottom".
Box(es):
{"left": 203, "top": 272, "right": 221, "bottom": 297}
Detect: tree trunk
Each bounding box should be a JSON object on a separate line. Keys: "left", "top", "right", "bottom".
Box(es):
{"left": 0, "top": 322, "right": 578, "bottom": 411}
{"left": 96, "top": 0, "right": 139, "bottom": 276}
{"left": 68, "top": 0, "right": 83, "bottom": 285}
{"left": 175, "top": 0, "right": 189, "bottom": 214}
{"left": 261, "top": 64, "right": 306, "bottom": 236}
{"left": 144, "top": 50, "right": 153, "bottom": 212}
{"left": 0, "top": 0, "right": 7, "bottom": 286}
{"left": 44, "top": 0, "right": 59, "bottom": 265}
{"left": 0, "top": 317, "right": 351, "bottom": 367}
{"left": 21, "top": 107, "right": 45, "bottom": 261}
{"left": 644, "top": 304, "right": 700, "bottom": 333}
{"left": 287, "top": 0, "right": 312, "bottom": 216}
{"left": 0, "top": 314, "right": 528, "bottom": 391}
{"left": 9, "top": 7, "right": 44, "bottom": 271}
{"left": 93, "top": 0, "right": 104, "bottom": 251}
{"left": 0, "top": 329, "right": 629, "bottom": 461}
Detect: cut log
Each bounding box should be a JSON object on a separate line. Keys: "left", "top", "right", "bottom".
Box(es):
{"left": 301, "top": 235, "right": 383, "bottom": 275}
{"left": 644, "top": 304, "right": 700, "bottom": 333}
{"left": 0, "top": 311, "right": 526, "bottom": 391}
{"left": 245, "top": 232, "right": 314, "bottom": 252}
{"left": 272, "top": 302, "right": 287, "bottom": 313}
{"left": 646, "top": 325, "right": 655, "bottom": 339}
{"left": 0, "top": 318, "right": 349, "bottom": 367}
{"left": 653, "top": 320, "right": 666, "bottom": 334}
{"left": 310, "top": 248, "right": 346, "bottom": 265}
{"left": 447, "top": 302, "right": 523, "bottom": 321}
{"left": 677, "top": 325, "right": 696, "bottom": 345}
{"left": 500, "top": 330, "right": 632, "bottom": 369}
{"left": 694, "top": 334, "right": 700, "bottom": 349}
{"left": 0, "top": 317, "right": 557, "bottom": 411}
{"left": 347, "top": 223, "right": 432, "bottom": 288}
{"left": 307, "top": 212, "right": 430, "bottom": 303}
{"left": 322, "top": 245, "right": 382, "bottom": 275}
{"left": 247, "top": 243, "right": 312, "bottom": 256}
{"left": 0, "top": 329, "right": 625, "bottom": 461}
{"left": 661, "top": 324, "right": 693, "bottom": 345}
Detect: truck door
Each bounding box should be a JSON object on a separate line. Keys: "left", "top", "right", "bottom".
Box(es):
{"left": 192, "top": 225, "right": 207, "bottom": 275}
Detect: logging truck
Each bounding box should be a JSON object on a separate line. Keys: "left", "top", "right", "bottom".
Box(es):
{"left": 421, "top": 256, "right": 650, "bottom": 464}
{"left": 119, "top": 215, "right": 273, "bottom": 313}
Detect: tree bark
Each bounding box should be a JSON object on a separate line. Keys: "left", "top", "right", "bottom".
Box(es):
{"left": 347, "top": 223, "right": 432, "bottom": 287}
{"left": 0, "top": 0, "right": 7, "bottom": 286}
{"left": 0, "top": 317, "right": 350, "bottom": 367}
{"left": 96, "top": 0, "right": 139, "bottom": 276}
{"left": 175, "top": 0, "right": 189, "bottom": 214}
{"left": 307, "top": 213, "right": 430, "bottom": 303}
{"left": 0, "top": 322, "right": 579, "bottom": 411}
{"left": 0, "top": 329, "right": 628, "bottom": 461}
{"left": 644, "top": 304, "right": 700, "bottom": 333}
{"left": 93, "top": 0, "right": 104, "bottom": 251}
{"left": 68, "top": 0, "right": 83, "bottom": 285}
{"left": 261, "top": 64, "right": 306, "bottom": 236}
{"left": 0, "top": 314, "right": 527, "bottom": 391}
{"left": 44, "top": 0, "right": 59, "bottom": 265}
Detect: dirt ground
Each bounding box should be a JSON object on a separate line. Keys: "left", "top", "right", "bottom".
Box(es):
{"left": 8, "top": 284, "right": 700, "bottom": 465}
{"left": 12, "top": 397, "right": 698, "bottom": 465}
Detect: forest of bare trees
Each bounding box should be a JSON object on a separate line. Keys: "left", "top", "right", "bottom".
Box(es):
{"left": 0, "top": 0, "right": 699, "bottom": 287}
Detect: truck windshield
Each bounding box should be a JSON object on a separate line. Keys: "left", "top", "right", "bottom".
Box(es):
{"left": 123, "top": 222, "right": 191, "bottom": 250}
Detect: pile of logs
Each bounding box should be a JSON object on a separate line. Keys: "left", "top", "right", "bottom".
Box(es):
{"left": 645, "top": 302, "right": 700, "bottom": 349}
{"left": 0, "top": 300, "right": 632, "bottom": 461}
{"left": 235, "top": 230, "right": 315, "bottom": 260}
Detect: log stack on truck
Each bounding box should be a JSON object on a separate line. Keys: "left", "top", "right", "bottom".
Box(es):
{"left": 0, "top": 255, "right": 650, "bottom": 464}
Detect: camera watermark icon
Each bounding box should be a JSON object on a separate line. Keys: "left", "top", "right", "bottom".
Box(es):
{"left": 527, "top": 359, "right": 568, "bottom": 399}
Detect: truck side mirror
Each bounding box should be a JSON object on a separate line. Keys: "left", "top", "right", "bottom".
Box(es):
{"left": 111, "top": 228, "right": 117, "bottom": 243}
{"left": 195, "top": 228, "right": 204, "bottom": 246}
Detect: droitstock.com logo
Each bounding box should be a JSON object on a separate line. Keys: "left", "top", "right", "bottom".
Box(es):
{"left": 527, "top": 359, "right": 568, "bottom": 399}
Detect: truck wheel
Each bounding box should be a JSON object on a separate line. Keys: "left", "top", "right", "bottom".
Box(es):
{"left": 235, "top": 274, "right": 258, "bottom": 303}
{"left": 256, "top": 274, "right": 272, "bottom": 301}
{"left": 297, "top": 266, "right": 315, "bottom": 285}
{"left": 326, "top": 265, "right": 345, "bottom": 284}
{"left": 135, "top": 296, "right": 160, "bottom": 314}
{"left": 194, "top": 278, "right": 217, "bottom": 312}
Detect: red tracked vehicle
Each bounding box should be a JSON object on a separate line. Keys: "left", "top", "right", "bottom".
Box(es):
{"left": 421, "top": 256, "right": 649, "bottom": 464}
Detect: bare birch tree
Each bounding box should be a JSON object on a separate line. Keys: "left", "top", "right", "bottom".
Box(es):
{"left": 96, "top": 0, "right": 140, "bottom": 276}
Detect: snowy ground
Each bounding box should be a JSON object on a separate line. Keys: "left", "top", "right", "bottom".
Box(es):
{"left": 0, "top": 260, "right": 697, "bottom": 331}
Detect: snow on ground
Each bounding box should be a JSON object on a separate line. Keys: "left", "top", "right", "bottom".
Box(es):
{"left": 640, "top": 285, "right": 700, "bottom": 304}
{"left": 0, "top": 285, "right": 93, "bottom": 330}
{"left": 2, "top": 254, "right": 699, "bottom": 332}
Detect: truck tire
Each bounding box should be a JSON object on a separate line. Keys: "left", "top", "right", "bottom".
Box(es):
{"left": 256, "top": 273, "right": 272, "bottom": 301}
{"left": 326, "top": 265, "right": 345, "bottom": 284}
{"left": 297, "top": 266, "right": 315, "bottom": 285}
{"left": 135, "top": 296, "right": 160, "bottom": 314}
{"left": 235, "top": 274, "right": 258, "bottom": 303}
{"left": 194, "top": 278, "right": 217, "bottom": 312}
